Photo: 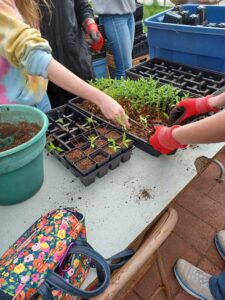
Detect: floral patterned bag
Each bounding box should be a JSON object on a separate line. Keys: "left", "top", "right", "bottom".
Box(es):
{"left": 0, "top": 208, "right": 113, "bottom": 299}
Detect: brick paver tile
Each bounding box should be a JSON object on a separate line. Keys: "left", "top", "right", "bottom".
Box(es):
{"left": 160, "top": 232, "right": 201, "bottom": 298}
{"left": 198, "top": 257, "right": 224, "bottom": 276}
{"left": 124, "top": 292, "right": 142, "bottom": 300}
{"left": 173, "top": 203, "right": 215, "bottom": 254}
{"left": 134, "top": 261, "right": 162, "bottom": 300}
{"left": 206, "top": 242, "right": 225, "bottom": 270}
{"left": 208, "top": 180, "right": 225, "bottom": 207}
{"left": 176, "top": 186, "right": 225, "bottom": 229}
{"left": 174, "top": 289, "right": 195, "bottom": 300}
{"left": 191, "top": 163, "right": 219, "bottom": 194}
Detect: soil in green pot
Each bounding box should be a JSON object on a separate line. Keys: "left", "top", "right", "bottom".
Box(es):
{"left": 0, "top": 122, "right": 41, "bottom": 152}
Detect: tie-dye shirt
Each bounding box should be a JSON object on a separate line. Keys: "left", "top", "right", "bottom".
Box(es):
{"left": 0, "top": 0, "right": 53, "bottom": 105}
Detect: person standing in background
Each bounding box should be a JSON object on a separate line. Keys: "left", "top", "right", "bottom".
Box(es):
{"left": 40, "top": 0, "right": 104, "bottom": 108}
{"left": 92, "top": 0, "right": 136, "bottom": 79}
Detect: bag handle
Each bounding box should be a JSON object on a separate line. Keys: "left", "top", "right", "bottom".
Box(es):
{"left": 107, "top": 248, "right": 134, "bottom": 271}
{"left": 38, "top": 245, "right": 111, "bottom": 299}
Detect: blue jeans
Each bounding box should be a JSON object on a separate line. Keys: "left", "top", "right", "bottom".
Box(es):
{"left": 209, "top": 271, "right": 225, "bottom": 299}
{"left": 100, "top": 14, "right": 135, "bottom": 79}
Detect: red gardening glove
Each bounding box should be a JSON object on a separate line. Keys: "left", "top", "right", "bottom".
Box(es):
{"left": 83, "top": 18, "right": 104, "bottom": 52}
{"left": 169, "top": 95, "right": 220, "bottom": 125}
{"left": 149, "top": 125, "right": 187, "bottom": 155}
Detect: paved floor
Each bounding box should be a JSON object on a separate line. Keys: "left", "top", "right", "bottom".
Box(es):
{"left": 126, "top": 146, "right": 225, "bottom": 299}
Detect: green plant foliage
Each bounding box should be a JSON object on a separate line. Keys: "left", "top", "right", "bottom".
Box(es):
{"left": 86, "top": 116, "right": 98, "bottom": 126}
{"left": 108, "top": 138, "right": 121, "bottom": 152}
{"left": 89, "top": 77, "right": 188, "bottom": 114}
{"left": 46, "top": 141, "right": 63, "bottom": 153}
{"left": 121, "top": 132, "right": 132, "bottom": 149}
{"left": 88, "top": 136, "right": 98, "bottom": 148}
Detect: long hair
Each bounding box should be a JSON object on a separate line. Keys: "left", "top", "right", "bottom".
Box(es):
{"left": 15, "top": 0, "right": 51, "bottom": 29}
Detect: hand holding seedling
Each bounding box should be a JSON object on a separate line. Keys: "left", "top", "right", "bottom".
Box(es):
{"left": 98, "top": 95, "right": 130, "bottom": 129}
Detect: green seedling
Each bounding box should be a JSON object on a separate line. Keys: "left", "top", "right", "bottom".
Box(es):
{"left": 46, "top": 141, "right": 63, "bottom": 153}
{"left": 86, "top": 116, "right": 97, "bottom": 126}
{"left": 57, "top": 118, "right": 65, "bottom": 125}
{"left": 115, "top": 114, "right": 128, "bottom": 131}
{"left": 139, "top": 115, "right": 148, "bottom": 127}
{"left": 108, "top": 138, "right": 120, "bottom": 152}
{"left": 88, "top": 136, "right": 98, "bottom": 148}
{"left": 162, "top": 112, "right": 169, "bottom": 119}
{"left": 121, "top": 132, "right": 132, "bottom": 149}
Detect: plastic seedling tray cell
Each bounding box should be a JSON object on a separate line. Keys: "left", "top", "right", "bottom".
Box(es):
{"left": 81, "top": 143, "right": 99, "bottom": 156}
{"left": 47, "top": 122, "right": 60, "bottom": 135}
{"left": 103, "top": 143, "right": 122, "bottom": 160}
{"left": 96, "top": 124, "right": 111, "bottom": 135}
{"left": 70, "top": 134, "right": 88, "bottom": 149}
{"left": 74, "top": 157, "right": 96, "bottom": 176}
{"left": 65, "top": 148, "right": 85, "bottom": 163}
{"left": 68, "top": 97, "right": 161, "bottom": 157}
{"left": 90, "top": 149, "right": 110, "bottom": 167}
{"left": 126, "top": 57, "right": 225, "bottom": 97}
{"left": 46, "top": 104, "right": 134, "bottom": 185}
{"left": 95, "top": 136, "right": 108, "bottom": 148}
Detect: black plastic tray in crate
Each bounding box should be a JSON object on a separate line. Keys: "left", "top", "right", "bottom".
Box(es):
{"left": 134, "top": 2, "right": 144, "bottom": 21}
{"left": 135, "top": 20, "right": 144, "bottom": 36}
{"left": 68, "top": 98, "right": 161, "bottom": 157}
{"left": 46, "top": 105, "right": 134, "bottom": 186}
{"left": 126, "top": 58, "right": 225, "bottom": 97}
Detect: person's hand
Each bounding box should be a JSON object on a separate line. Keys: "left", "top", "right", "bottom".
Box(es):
{"left": 83, "top": 18, "right": 104, "bottom": 52}
{"left": 169, "top": 95, "right": 219, "bottom": 125}
{"left": 98, "top": 96, "right": 130, "bottom": 129}
{"left": 149, "top": 125, "right": 187, "bottom": 155}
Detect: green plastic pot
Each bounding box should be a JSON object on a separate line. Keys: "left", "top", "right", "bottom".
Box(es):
{"left": 0, "top": 105, "right": 49, "bottom": 205}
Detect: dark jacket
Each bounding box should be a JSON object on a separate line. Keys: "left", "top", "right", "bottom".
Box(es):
{"left": 40, "top": 0, "right": 95, "bottom": 107}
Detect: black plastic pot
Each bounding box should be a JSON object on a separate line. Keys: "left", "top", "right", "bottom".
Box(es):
{"left": 126, "top": 58, "right": 225, "bottom": 97}
{"left": 46, "top": 105, "right": 134, "bottom": 186}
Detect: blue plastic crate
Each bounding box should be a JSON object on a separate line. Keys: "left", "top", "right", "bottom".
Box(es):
{"left": 145, "top": 5, "right": 225, "bottom": 73}
{"left": 92, "top": 57, "right": 107, "bottom": 79}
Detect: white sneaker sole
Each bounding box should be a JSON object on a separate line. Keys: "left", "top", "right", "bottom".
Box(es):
{"left": 174, "top": 265, "right": 208, "bottom": 300}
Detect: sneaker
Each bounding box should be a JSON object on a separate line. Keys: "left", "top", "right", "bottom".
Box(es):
{"left": 215, "top": 230, "right": 225, "bottom": 261}
{"left": 174, "top": 259, "right": 214, "bottom": 300}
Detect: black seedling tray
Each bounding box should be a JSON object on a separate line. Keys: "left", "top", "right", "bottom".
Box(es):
{"left": 126, "top": 58, "right": 225, "bottom": 97}
{"left": 46, "top": 105, "right": 134, "bottom": 186}
{"left": 135, "top": 21, "right": 144, "bottom": 36}
{"left": 68, "top": 98, "right": 161, "bottom": 157}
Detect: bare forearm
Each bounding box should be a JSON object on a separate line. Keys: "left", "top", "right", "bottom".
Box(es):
{"left": 173, "top": 110, "right": 225, "bottom": 144}
{"left": 47, "top": 59, "right": 129, "bottom": 126}
{"left": 48, "top": 59, "right": 106, "bottom": 105}
{"left": 209, "top": 91, "right": 225, "bottom": 109}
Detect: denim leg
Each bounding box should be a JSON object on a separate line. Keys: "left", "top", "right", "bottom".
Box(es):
{"left": 209, "top": 271, "right": 225, "bottom": 300}
{"left": 101, "top": 14, "right": 134, "bottom": 79}
{"left": 35, "top": 93, "right": 52, "bottom": 113}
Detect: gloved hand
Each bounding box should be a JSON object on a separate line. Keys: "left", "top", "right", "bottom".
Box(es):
{"left": 169, "top": 95, "right": 220, "bottom": 125}
{"left": 83, "top": 18, "right": 104, "bottom": 52}
{"left": 149, "top": 125, "right": 187, "bottom": 155}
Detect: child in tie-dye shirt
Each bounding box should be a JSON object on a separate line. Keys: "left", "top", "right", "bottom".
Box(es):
{"left": 0, "top": 0, "right": 129, "bottom": 127}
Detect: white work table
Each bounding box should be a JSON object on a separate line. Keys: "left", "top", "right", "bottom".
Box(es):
{"left": 0, "top": 143, "right": 224, "bottom": 258}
